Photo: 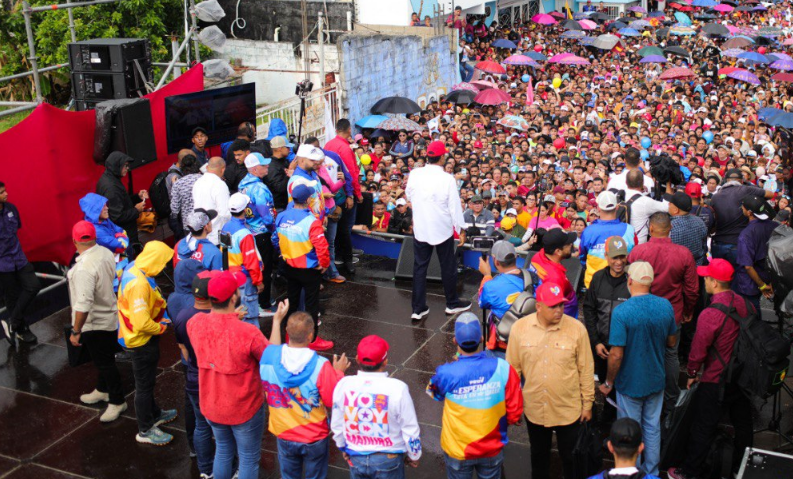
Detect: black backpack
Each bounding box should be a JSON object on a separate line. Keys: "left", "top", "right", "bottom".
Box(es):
{"left": 708, "top": 295, "right": 791, "bottom": 399}
{"left": 615, "top": 194, "right": 641, "bottom": 225}
{"left": 150, "top": 170, "right": 181, "bottom": 219}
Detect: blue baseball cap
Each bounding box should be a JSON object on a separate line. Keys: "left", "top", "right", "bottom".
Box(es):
{"left": 291, "top": 184, "right": 314, "bottom": 204}
{"left": 455, "top": 312, "right": 481, "bottom": 349}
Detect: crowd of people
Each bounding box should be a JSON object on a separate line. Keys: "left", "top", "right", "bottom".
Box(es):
{"left": 2, "top": 1, "right": 793, "bottom": 479}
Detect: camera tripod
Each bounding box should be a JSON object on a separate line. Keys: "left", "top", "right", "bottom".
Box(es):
{"left": 754, "top": 310, "right": 793, "bottom": 452}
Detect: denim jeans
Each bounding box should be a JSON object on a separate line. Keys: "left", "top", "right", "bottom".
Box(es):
{"left": 349, "top": 452, "right": 405, "bottom": 479}
{"left": 460, "top": 62, "right": 475, "bottom": 82}
{"left": 324, "top": 218, "right": 341, "bottom": 279}
{"left": 187, "top": 391, "right": 215, "bottom": 476}
{"left": 130, "top": 335, "right": 161, "bottom": 433}
{"left": 276, "top": 436, "right": 329, "bottom": 479}
{"left": 617, "top": 390, "right": 663, "bottom": 476}
{"left": 711, "top": 241, "right": 738, "bottom": 271}
{"left": 444, "top": 451, "right": 503, "bottom": 479}
{"left": 208, "top": 405, "right": 265, "bottom": 479}
{"left": 240, "top": 277, "right": 260, "bottom": 327}
{"left": 664, "top": 328, "right": 681, "bottom": 418}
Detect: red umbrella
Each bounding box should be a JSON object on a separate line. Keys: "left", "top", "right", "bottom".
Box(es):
{"left": 475, "top": 61, "right": 506, "bottom": 74}
{"left": 659, "top": 67, "right": 696, "bottom": 80}
{"left": 772, "top": 72, "right": 793, "bottom": 82}
{"left": 474, "top": 88, "right": 511, "bottom": 105}
{"left": 549, "top": 11, "right": 566, "bottom": 18}
{"left": 719, "top": 67, "right": 742, "bottom": 75}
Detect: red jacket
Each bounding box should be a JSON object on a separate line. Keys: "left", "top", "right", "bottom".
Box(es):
{"left": 628, "top": 237, "right": 699, "bottom": 324}
{"left": 687, "top": 291, "right": 746, "bottom": 383}
{"left": 325, "top": 135, "right": 362, "bottom": 200}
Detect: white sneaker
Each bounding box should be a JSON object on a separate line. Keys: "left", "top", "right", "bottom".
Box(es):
{"left": 100, "top": 403, "right": 128, "bottom": 423}
{"left": 80, "top": 389, "right": 109, "bottom": 405}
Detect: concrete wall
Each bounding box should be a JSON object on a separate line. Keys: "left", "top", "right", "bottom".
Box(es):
{"left": 218, "top": 39, "right": 341, "bottom": 105}
{"left": 337, "top": 32, "right": 456, "bottom": 128}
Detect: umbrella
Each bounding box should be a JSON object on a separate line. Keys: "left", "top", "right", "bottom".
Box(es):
{"left": 629, "top": 6, "right": 647, "bottom": 13}
{"left": 561, "top": 30, "right": 586, "bottom": 39}
{"left": 670, "top": 26, "right": 696, "bottom": 36}
{"left": 659, "top": 67, "right": 696, "bottom": 79}
{"left": 559, "top": 55, "right": 591, "bottom": 65}
{"left": 758, "top": 26, "right": 784, "bottom": 37}
{"left": 758, "top": 107, "right": 785, "bottom": 120}
{"left": 548, "top": 53, "right": 575, "bottom": 63}
{"left": 752, "top": 36, "right": 775, "bottom": 46}
{"left": 475, "top": 61, "right": 506, "bottom": 74}
{"left": 695, "top": 13, "right": 717, "bottom": 20}
{"left": 618, "top": 28, "right": 641, "bottom": 37}
{"left": 770, "top": 59, "right": 793, "bottom": 71}
{"left": 674, "top": 12, "right": 692, "bottom": 25}
{"left": 474, "top": 88, "right": 511, "bottom": 106}
{"left": 452, "top": 82, "right": 479, "bottom": 92}
{"left": 371, "top": 97, "right": 421, "bottom": 114}
{"left": 590, "top": 12, "right": 610, "bottom": 22}
{"left": 726, "top": 69, "right": 761, "bottom": 85}
{"left": 656, "top": 27, "right": 670, "bottom": 39}
{"left": 592, "top": 34, "right": 621, "bottom": 50}
{"left": 718, "top": 67, "right": 742, "bottom": 75}
{"left": 561, "top": 20, "right": 583, "bottom": 30}
{"left": 735, "top": 5, "right": 754, "bottom": 12}
{"left": 640, "top": 55, "right": 667, "bottom": 63}
{"left": 737, "top": 51, "right": 770, "bottom": 63}
{"left": 492, "top": 39, "right": 517, "bottom": 49}
{"left": 579, "top": 36, "right": 596, "bottom": 46}
{"left": 784, "top": 38, "right": 793, "bottom": 46}
{"left": 638, "top": 46, "right": 665, "bottom": 57}
{"left": 721, "top": 48, "right": 745, "bottom": 58}
{"left": 355, "top": 115, "right": 389, "bottom": 129}
{"left": 549, "top": 11, "right": 566, "bottom": 18}
{"left": 497, "top": 115, "right": 530, "bottom": 131}
{"left": 444, "top": 89, "right": 477, "bottom": 104}
{"left": 471, "top": 80, "right": 498, "bottom": 90}
{"left": 629, "top": 20, "right": 651, "bottom": 29}
{"left": 648, "top": 11, "right": 665, "bottom": 18}
{"left": 579, "top": 19, "right": 598, "bottom": 30}
{"left": 772, "top": 72, "right": 793, "bottom": 82}
{"left": 772, "top": 53, "right": 793, "bottom": 61}
{"left": 610, "top": 21, "right": 628, "bottom": 30}
{"left": 692, "top": 0, "right": 717, "bottom": 5}
{"left": 701, "top": 23, "right": 730, "bottom": 36}
{"left": 526, "top": 51, "right": 547, "bottom": 61}
{"left": 722, "top": 37, "right": 752, "bottom": 49}
{"left": 753, "top": 5, "right": 768, "bottom": 11}
{"left": 377, "top": 117, "right": 423, "bottom": 132}
{"left": 765, "top": 113, "right": 793, "bottom": 128}
{"left": 664, "top": 46, "right": 690, "bottom": 57}
{"left": 369, "top": 129, "right": 392, "bottom": 140}
{"left": 503, "top": 54, "right": 539, "bottom": 66}
{"left": 713, "top": 4, "right": 734, "bottom": 12}
{"left": 532, "top": 13, "right": 557, "bottom": 25}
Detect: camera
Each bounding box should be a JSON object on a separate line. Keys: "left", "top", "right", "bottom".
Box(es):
{"left": 471, "top": 236, "right": 496, "bottom": 252}
{"left": 219, "top": 231, "right": 232, "bottom": 248}
{"left": 295, "top": 79, "right": 314, "bottom": 98}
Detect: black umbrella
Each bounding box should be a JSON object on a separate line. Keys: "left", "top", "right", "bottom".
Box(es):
{"left": 590, "top": 12, "right": 609, "bottom": 22}
{"left": 444, "top": 89, "right": 477, "bottom": 104}
{"left": 656, "top": 27, "right": 670, "bottom": 40}
{"left": 701, "top": 23, "right": 729, "bottom": 36}
{"left": 753, "top": 36, "right": 775, "bottom": 45}
{"left": 370, "top": 96, "right": 422, "bottom": 114}
{"left": 721, "top": 0, "right": 737, "bottom": 4}
{"left": 561, "top": 19, "right": 583, "bottom": 30}
{"left": 695, "top": 13, "right": 716, "bottom": 20}
{"left": 736, "top": 5, "right": 754, "bottom": 11}
{"left": 664, "top": 46, "right": 689, "bottom": 58}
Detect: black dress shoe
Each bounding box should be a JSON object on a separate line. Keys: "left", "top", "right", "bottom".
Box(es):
{"left": 15, "top": 328, "right": 37, "bottom": 344}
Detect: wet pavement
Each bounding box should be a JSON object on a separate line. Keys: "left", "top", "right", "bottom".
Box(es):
{"left": 1, "top": 255, "right": 792, "bottom": 478}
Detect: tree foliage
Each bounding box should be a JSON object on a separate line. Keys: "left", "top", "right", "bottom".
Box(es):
{"left": 0, "top": 0, "right": 187, "bottom": 102}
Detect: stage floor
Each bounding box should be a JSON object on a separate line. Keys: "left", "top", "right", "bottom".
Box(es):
{"left": 1, "top": 255, "right": 791, "bottom": 478}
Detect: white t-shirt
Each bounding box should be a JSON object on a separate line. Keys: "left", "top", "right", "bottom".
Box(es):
{"left": 625, "top": 189, "right": 669, "bottom": 244}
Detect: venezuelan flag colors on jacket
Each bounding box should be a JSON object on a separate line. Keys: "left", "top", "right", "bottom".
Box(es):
{"left": 578, "top": 219, "right": 636, "bottom": 288}
{"left": 117, "top": 241, "right": 173, "bottom": 348}
{"left": 273, "top": 207, "right": 330, "bottom": 269}
{"left": 427, "top": 353, "right": 523, "bottom": 460}
{"left": 222, "top": 217, "right": 263, "bottom": 284}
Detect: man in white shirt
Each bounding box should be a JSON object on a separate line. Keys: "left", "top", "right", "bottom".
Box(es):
{"left": 624, "top": 170, "right": 670, "bottom": 244}
{"left": 331, "top": 335, "right": 422, "bottom": 476}
{"left": 607, "top": 148, "right": 655, "bottom": 198}
{"left": 405, "top": 141, "right": 471, "bottom": 322}
{"left": 192, "top": 157, "right": 231, "bottom": 245}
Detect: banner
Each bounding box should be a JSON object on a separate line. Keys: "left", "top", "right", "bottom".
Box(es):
{"left": 0, "top": 64, "right": 204, "bottom": 266}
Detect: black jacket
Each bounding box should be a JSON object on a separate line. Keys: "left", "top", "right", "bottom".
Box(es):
{"left": 388, "top": 208, "right": 413, "bottom": 235}
{"left": 224, "top": 160, "right": 248, "bottom": 194}
{"left": 583, "top": 267, "right": 630, "bottom": 347}
{"left": 267, "top": 156, "right": 291, "bottom": 210}
{"left": 96, "top": 151, "right": 139, "bottom": 240}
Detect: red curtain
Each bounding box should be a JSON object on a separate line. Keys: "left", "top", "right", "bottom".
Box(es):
{"left": 0, "top": 64, "right": 204, "bottom": 266}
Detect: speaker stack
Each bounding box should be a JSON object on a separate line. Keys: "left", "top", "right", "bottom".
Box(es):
{"left": 69, "top": 38, "right": 153, "bottom": 111}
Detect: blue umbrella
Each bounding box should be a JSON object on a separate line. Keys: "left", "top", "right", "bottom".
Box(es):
{"left": 734, "top": 35, "right": 756, "bottom": 43}
{"left": 526, "top": 51, "right": 547, "bottom": 61}
{"left": 691, "top": 0, "right": 717, "bottom": 5}
{"left": 639, "top": 55, "right": 667, "bottom": 63}
{"left": 648, "top": 11, "right": 665, "bottom": 18}
{"left": 610, "top": 21, "right": 628, "bottom": 30}
{"left": 355, "top": 115, "right": 389, "bottom": 129}
{"left": 618, "top": 27, "right": 641, "bottom": 37}
{"left": 629, "top": 20, "right": 651, "bottom": 29}
{"left": 759, "top": 107, "right": 784, "bottom": 120}
{"left": 561, "top": 30, "right": 586, "bottom": 39}
{"left": 579, "top": 36, "right": 596, "bottom": 46}
{"left": 674, "top": 12, "right": 692, "bottom": 26}
{"left": 738, "top": 51, "right": 770, "bottom": 63}
{"left": 766, "top": 112, "right": 793, "bottom": 128}
{"left": 492, "top": 38, "right": 518, "bottom": 49}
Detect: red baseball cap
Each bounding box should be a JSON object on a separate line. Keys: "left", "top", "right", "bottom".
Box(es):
{"left": 697, "top": 258, "right": 734, "bottom": 282}
{"left": 207, "top": 271, "right": 247, "bottom": 302}
{"left": 684, "top": 182, "right": 702, "bottom": 198}
{"left": 357, "top": 335, "right": 389, "bottom": 366}
{"left": 427, "top": 140, "right": 448, "bottom": 157}
{"left": 72, "top": 220, "right": 96, "bottom": 243}
{"left": 474, "top": 140, "right": 483, "bottom": 148}
{"left": 536, "top": 281, "right": 567, "bottom": 307}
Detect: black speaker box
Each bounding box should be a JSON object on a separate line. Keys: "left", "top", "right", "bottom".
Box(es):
{"left": 737, "top": 448, "right": 793, "bottom": 478}
{"left": 94, "top": 99, "right": 157, "bottom": 170}
{"left": 395, "top": 238, "right": 447, "bottom": 282}
{"left": 72, "top": 71, "right": 148, "bottom": 101}
{"left": 68, "top": 38, "right": 151, "bottom": 73}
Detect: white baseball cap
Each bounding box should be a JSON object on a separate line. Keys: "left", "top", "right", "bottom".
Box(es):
{"left": 396, "top": 198, "right": 407, "bottom": 206}
{"left": 229, "top": 193, "right": 251, "bottom": 214}
{"left": 296, "top": 144, "right": 325, "bottom": 161}
{"left": 596, "top": 191, "right": 618, "bottom": 211}
{"left": 244, "top": 152, "right": 271, "bottom": 168}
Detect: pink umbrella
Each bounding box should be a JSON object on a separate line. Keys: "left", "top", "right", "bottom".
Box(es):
{"left": 579, "top": 19, "right": 598, "bottom": 30}
{"left": 532, "top": 13, "right": 558, "bottom": 25}
{"left": 559, "top": 55, "right": 591, "bottom": 65}
{"left": 471, "top": 80, "right": 498, "bottom": 90}
{"left": 452, "top": 82, "right": 479, "bottom": 92}
{"left": 474, "top": 88, "right": 511, "bottom": 105}
{"left": 548, "top": 53, "right": 575, "bottom": 63}
{"left": 726, "top": 25, "right": 741, "bottom": 34}
{"left": 784, "top": 38, "right": 793, "bottom": 46}
{"left": 714, "top": 4, "right": 734, "bottom": 12}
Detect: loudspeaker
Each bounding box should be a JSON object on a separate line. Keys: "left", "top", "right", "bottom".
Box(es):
{"left": 737, "top": 448, "right": 793, "bottom": 478}
{"left": 68, "top": 38, "right": 151, "bottom": 73}
{"left": 72, "top": 71, "right": 148, "bottom": 102}
{"left": 395, "top": 238, "right": 447, "bottom": 282}
{"left": 523, "top": 251, "right": 583, "bottom": 289}
{"left": 93, "top": 99, "right": 156, "bottom": 170}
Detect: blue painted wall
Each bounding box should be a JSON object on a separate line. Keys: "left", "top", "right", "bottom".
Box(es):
{"left": 339, "top": 34, "right": 457, "bottom": 129}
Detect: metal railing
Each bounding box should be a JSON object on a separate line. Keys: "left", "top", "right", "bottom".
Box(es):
{"left": 255, "top": 84, "right": 341, "bottom": 145}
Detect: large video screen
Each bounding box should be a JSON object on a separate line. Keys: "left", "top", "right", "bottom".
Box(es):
{"left": 164, "top": 83, "right": 256, "bottom": 154}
